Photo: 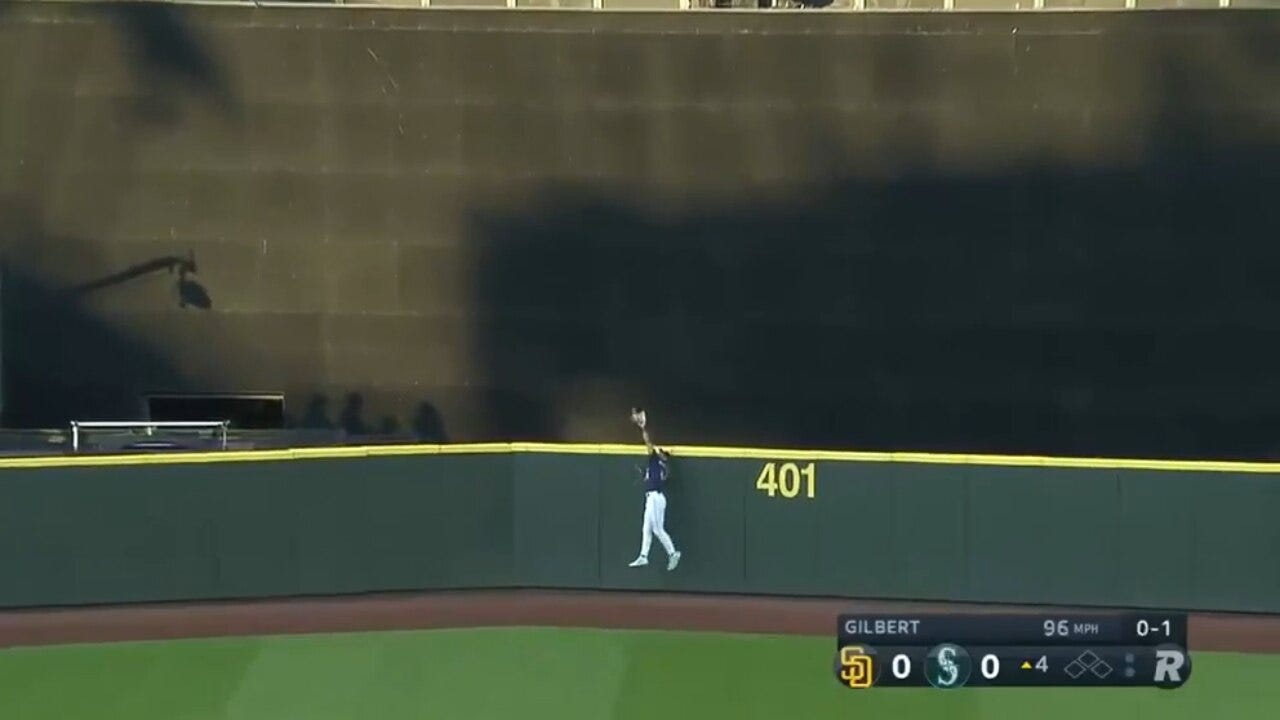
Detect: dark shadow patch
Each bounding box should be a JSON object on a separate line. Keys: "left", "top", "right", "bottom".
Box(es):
{"left": 99, "top": 3, "right": 240, "bottom": 124}
{"left": 468, "top": 15, "right": 1280, "bottom": 461}
{"left": 300, "top": 394, "right": 334, "bottom": 431}
{"left": 339, "top": 392, "right": 367, "bottom": 436}
{"left": 411, "top": 402, "right": 449, "bottom": 443}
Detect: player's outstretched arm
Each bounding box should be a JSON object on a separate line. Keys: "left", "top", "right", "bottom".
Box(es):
{"left": 630, "top": 408, "right": 656, "bottom": 453}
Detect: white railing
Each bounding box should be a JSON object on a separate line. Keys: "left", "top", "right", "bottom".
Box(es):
{"left": 70, "top": 421, "right": 230, "bottom": 453}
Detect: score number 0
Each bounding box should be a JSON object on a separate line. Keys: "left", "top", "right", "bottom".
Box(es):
{"left": 755, "top": 462, "right": 816, "bottom": 499}
{"left": 885, "top": 653, "right": 1004, "bottom": 681}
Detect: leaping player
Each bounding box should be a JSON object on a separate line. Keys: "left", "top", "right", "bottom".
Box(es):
{"left": 628, "top": 408, "right": 682, "bottom": 571}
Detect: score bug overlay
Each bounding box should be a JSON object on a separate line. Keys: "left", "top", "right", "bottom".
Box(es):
{"left": 834, "top": 613, "right": 1190, "bottom": 690}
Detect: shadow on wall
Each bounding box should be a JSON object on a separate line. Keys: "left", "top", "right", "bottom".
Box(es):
{"left": 0, "top": 194, "right": 216, "bottom": 426}
{"left": 99, "top": 2, "right": 239, "bottom": 126}
{"left": 0, "top": 2, "right": 238, "bottom": 122}
{"left": 299, "top": 394, "right": 334, "bottom": 431}
{"left": 1, "top": 262, "right": 185, "bottom": 429}
{"left": 71, "top": 252, "right": 213, "bottom": 311}
{"left": 339, "top": 392, "right": 367, "bottom": 436}
{"left": 0, "top": 2, "right": 235, "bottom": 427}
{"left": 469, "top": 37, "right": 1280, "bottom": 460}
{"left": 293, "top": 393, "right": 449, "bottom": 442}
{"left": 412, "top": 402, "right": 449, "bottom": 442}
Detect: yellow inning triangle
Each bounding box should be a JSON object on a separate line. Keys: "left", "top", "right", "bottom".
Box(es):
{"left": 1020, "top": 661, "right": 1032, "bottom": 670}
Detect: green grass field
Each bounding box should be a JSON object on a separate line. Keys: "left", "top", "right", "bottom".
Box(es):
{"left": 0, "top": 627, "right": 1273, "bottom": 720}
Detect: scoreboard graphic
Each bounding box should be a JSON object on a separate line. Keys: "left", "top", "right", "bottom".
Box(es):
{"left": 834, "top": 613, "right": 1190, "bottom": 690}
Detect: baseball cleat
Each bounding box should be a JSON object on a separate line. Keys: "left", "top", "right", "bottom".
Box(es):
{"left": 667, "top": 551, "right": 682, "bottom": 571}
{"left": 628, "top": 556, "right": 648, "bottom": 567}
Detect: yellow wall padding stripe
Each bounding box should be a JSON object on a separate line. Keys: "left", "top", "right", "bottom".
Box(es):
{"left": 0, "top": 441, "right": 1276, "bottom": 473}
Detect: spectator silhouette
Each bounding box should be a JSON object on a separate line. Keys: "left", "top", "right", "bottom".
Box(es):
{"left": 301, "top": 395, "right": 333, "bottom": 430}
{"left": 412, "top": 402, "right": 448, "bottom": 442}
{"left": 339, "top": 393, "right": 367, "bottom": 436}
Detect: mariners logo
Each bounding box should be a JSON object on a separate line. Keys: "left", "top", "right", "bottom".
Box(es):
{"left": 925, "top": 643, "right": 972, "bottom": 689}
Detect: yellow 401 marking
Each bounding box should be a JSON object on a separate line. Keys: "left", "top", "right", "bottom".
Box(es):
{"left": 755, "top": 462, "right": 816, "bottom": 499}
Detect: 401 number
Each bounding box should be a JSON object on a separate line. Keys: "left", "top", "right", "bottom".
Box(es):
{"left": 755, "top": 462, "right": 816, "bottom": 499}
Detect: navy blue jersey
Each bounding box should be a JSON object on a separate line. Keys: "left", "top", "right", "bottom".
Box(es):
{"left": 644, "top": 453, "right": 669, "bottom": 493}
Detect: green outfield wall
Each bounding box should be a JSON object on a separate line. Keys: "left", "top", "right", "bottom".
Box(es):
{"left": 1, "top": 445, "right": 1277, "bottom": 612}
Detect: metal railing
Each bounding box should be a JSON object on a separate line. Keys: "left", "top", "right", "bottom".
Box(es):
{"left": 10, "top": 0, "right": 1271, "bottom": 10}
{"left": 70, "top": 420, "right": 230, "bottom": 453}
{"left": 0, "top": 427, "right": 434, "bottom": 457}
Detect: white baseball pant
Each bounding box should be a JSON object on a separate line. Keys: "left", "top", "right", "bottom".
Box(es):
{"left": 639, "top": 490, "right": 677, "bottom": 559}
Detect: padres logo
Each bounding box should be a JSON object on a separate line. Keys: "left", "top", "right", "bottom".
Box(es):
{"left": 838, "top": 646, "right": 875, "bottom": 689}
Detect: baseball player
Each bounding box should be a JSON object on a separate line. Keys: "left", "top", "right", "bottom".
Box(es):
{"left": 628, "top": 408, "right": 682, "bottom": 571}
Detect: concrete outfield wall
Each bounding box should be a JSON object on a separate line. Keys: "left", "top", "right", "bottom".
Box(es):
{"left": 2, "top": 5, "right": 1280, "bottom": 459}
{"left": 0, "top": 446, "right": 1277, "bottom": 612}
